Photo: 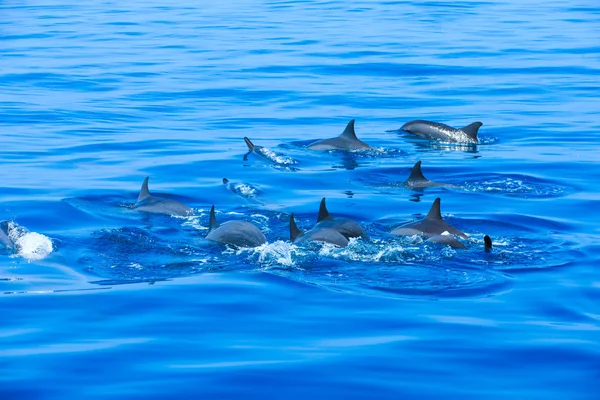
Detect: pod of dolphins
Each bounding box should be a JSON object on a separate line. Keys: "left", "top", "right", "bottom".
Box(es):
{"left": 127, "top": 118, "right": 493, "bottom": 253}
{"left": 0, "top": 118, "right": 494, "bottom": 255}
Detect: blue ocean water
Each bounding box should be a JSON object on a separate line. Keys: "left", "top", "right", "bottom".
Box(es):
{"left": 1, "top": 0, "right": 600, "bottom": 398}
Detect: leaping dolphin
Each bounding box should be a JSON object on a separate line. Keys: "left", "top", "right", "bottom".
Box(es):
{"left": 403, "top": 161, "right": 457, "bottom": 189}
{"left": 289, "top": 214, "right": 349, "bottom": 247}
{"left": 314, "top": 198, "right": 366, "bottom": 239}
{"left": 401, "top": 120, "right": 482, "bottom": 143}
{"left": 391, "top": 197, "right": 467, "bottom": 241}
{"left": 205, "top": 205, "right": 267, "bottom": 248}
{"left": 307, "top": 120, "right": 371, "bottom": 151}
{"left": 133, "top": 177, "right": 194, "bottom": 217}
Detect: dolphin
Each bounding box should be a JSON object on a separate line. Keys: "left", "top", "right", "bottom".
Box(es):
{"left": 205, "top": 205, "right": 267, "bottom": 248}
{"left": 426, "top": 234, "right": 466, "bottom": 249}
{"left": 391, "top": 197, "right": 467, "bottom": 239}
{"left": 0, "top": 221, "right": 14, "bottom": 250}
{"left": 484, "top": 235, "right": 492, "bottom": 252}
{"left": 401, "top": 120, "right": 482, "bottom": 143}
{"left": 289, "top": 214, "right": 349, "bottom": 247}
{"left": 307, "top": 120, "right": 371, "bottom": 151}
{"left": 243, "top": 137, "right": 297, "bottom": 166}
{"left": 133, "top": 177, "right": 194, "bottom": 217}
{"left": 314, "top": 198, "right": 366, "bottom": 239}
{"left": 223, "top": 178, "right": 259, "bottom": 198}
{"left": 403, "top": 161, "right": 456, "bottom": 189}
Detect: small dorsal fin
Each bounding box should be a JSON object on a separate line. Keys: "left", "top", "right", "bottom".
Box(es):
{"left": 222, "top": 178, "right": 229, "bottom": 184}
{"left": 244, "top": 137, "right": 255, "bottom": 151}
{"left": 460, "top": 122, "right": 483, "bottom": 140}
{"left": 317, "top": 197, "right": 331, "bottom": 222}
{"left": 339, "top": 119, "right": 357, "bottom": 140}
{"left": 484, "top": 235, "right": 492, "bottom": 252}
{"left": 425, "top": 198, "right": 443, "bottom": 220}
{"left": 137, "top": 177, "right": 151, "bottom": 203}
{"left": 289, "top": 213, "right": 303, "bottom": 242}
{"left": 407, "top": 161, "right": 428, "bottom": 182}
{"left": 209, "top": 205, "right": 219, "bottom": 231}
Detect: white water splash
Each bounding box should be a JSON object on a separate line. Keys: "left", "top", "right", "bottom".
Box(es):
{"left": 6, "top": 222, "right": 53, "bottom": 261}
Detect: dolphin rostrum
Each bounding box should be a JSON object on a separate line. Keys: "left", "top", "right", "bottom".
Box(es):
{"left": 307, "top": 120, "right": 371, "bottom": 151}
{"left": 289, "top": 214, "right": 349, "bottom": 247}
{"left": 391, "top": 197, "right": 467, "bottom": 240}
{"left": 403, "top": 161, "right": 456, "bottom": 189}
{"left": 205, "top": 205, "right": 267, "bottom": 248}
{"left": 314, "top": 198, "right": 366, "bottom": 239}
{"left": 401, "top": 120, "right": 482, "bottom": 143}
{"left": 133, "top": 177, "right": 194, "bottom": 217}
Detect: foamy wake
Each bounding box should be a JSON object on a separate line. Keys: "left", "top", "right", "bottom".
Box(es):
{"left": 5, "top": 222, "right": 53, "bottom": 261}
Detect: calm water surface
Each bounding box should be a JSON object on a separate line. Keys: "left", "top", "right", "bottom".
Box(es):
{"left": 1, "top": 0, "right": 600, "bottom": 398}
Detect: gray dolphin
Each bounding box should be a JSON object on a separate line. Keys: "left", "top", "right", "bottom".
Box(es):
{"left": 401, "top": 120, "right": 482, "bottom": 143}
{"left": 314, "top": 198, "right": 366, "bottom": 239}
{"left": 403, "top": 161, "right": 456, "bottom": 189}
{"left": 223, "top": 178, "right": 259, "bottom": 199}
{"left": 133, "top": 177, "right": 194, "bottom": 217}
{"left": 391, "top": 197, "right": 467, "bottom": 239}
{"left": 243, "top": 137, "right": 297, "bottom": 166}
{"left": 307, "top": 120, "right": 371, "bottom": 151}
{"left": 289, "top": 214, "right": 349, "bottom": 247}
{"left": 0, "top": 221, "right": 14, "bottom": 250}
{"left": 205, "top": 205, "right": 267, "bottom": 248}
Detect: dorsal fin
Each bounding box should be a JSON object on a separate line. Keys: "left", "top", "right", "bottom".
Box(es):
{"left": 289, "top": 213, "right": 303, "bottom": 242}
{"left": 425, "top": 198, "right": 443, "bottom": 220}
{"left": 339, "top": 119, "right": 357, "bottom": 140}
{"left": 460, "top": 122, "right": 483, "bottom": 140}
{"left": 222, "top": 178, "right": 229, "bottom": 184}
{"left": 317, "top": 197, "right": 331, "bottom": 222}
{"left": 407, "top": 161, "right": 428, "bottom": 182}
{"left": 137, "top": 177, "right": 151, "bottom": 203}
{"left": 244, "top": 137, "right": 255, "bottom": 151}
{"left": 484, "top": 235, "right": 492, "bottom": 252}
{"left": 209, "top": 205, "right": 219, "bottom": 231}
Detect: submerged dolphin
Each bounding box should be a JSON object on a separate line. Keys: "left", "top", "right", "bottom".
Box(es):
{"left": 314, "top": 198, "right": 366, "bottom": 239}
{"left": 205, "top": 205, "right": 267, "bottom": 248}
{"left": 0, "top": 221, "right": 14, "bottom": 250}
{"left": 307, "top": 120, "right": 371, "bottom": 151}
{"left": 403, "top": 161, "right": 456, "bottom": 189}
{"left": 401, "top": 120, "right": 482, "bottom": 143}
{"left": 391, "top": 198, "right": 467, "bottom": 241}
{"left": 223, "top": 178, "right": 259, "bottom": 199}
{"left": 243, "top": 137, "right": 297, "bottom": 166}
{"left": 289, "top": 214, "right": 349, "bottom": 247}
{"left": 133, "top": 177, "right": 194, "bottom": 217}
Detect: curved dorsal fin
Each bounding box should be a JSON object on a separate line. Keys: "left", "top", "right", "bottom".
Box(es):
{"left": 460, "top": 122, "right": 483, "bottom": 140}
{"left": 425, "top": 198, "right": 443, "bottom": 220}
{"left": 407, "top": 161, "right": 428, "bottom": 182}
{"left": 317, "top": 197, "right": 331, "bottom": 222}
{"left": 289, "top": 213, "right": 303, "bottom": 242}
{"left": 209, "top": 205, "right": 219, "bottom": 231}
{"left": 244, "top": 137, "right": 255, "bottom": 151}
{"left": 137, "top": 177, "right": 151, "bottom": 203}
{"left": 484, "top": 235, "right": 492, "bottom": 252}
{"left": 339, "top": 119, "right": 357, "bottom": 140}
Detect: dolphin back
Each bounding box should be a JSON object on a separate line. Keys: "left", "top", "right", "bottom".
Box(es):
{"left": 206, "top": 220, "right": 267, "bottom": 248}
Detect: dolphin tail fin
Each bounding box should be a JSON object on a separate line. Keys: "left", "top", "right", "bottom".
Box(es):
{"left": 317, "top": 197, "right": 331, "bottom": 223}
{"left": 209, "top": 205, "right": 219, "bottom": 232}
{"left": 244, "top": 137, "right": 255, "bottom": 152}
{"left": 425, "top": 198, "right": 443, "bottom": 220}
{"left": 290, "top": 213, "right": 303, "bottom": 242}
{"left": 137, "top": 177, "right": 151, "bottom": 203}
{"left": 339, "top": 119, "right": 358, "bottom": 140}
{"left": 407, "top": 161, "right": 428, "bottom": 182}
{"left": 484, "top": 235, "right": 492, "bottom": 252}
{"left": 222, "top": 178, "right": 229, "bottom": 184}
{"left": 461, "top": 122, "right": 483, "bottom": 140}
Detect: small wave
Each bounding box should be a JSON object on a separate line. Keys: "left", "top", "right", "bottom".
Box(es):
{"left": 463, "top": 176, "right": 569, "bottom": 198}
